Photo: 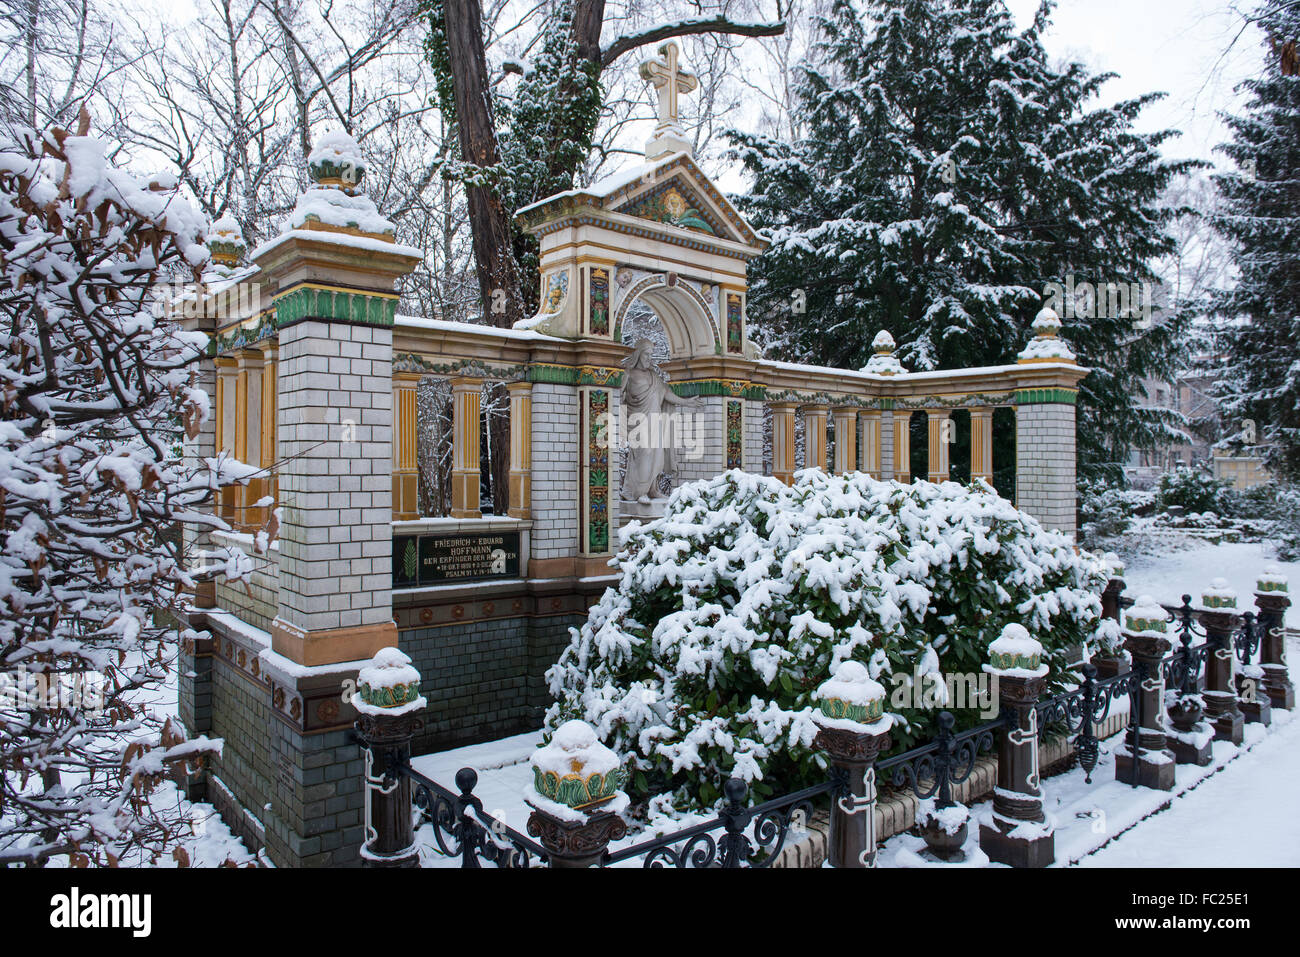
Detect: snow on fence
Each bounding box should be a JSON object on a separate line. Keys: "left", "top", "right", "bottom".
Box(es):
{"left": 350, "top": 567, "right": 1293, "bottom": 868}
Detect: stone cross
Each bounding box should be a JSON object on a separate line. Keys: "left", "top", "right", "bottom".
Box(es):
{"left": 640, "top": 42, "right": 698, "bottom": 134}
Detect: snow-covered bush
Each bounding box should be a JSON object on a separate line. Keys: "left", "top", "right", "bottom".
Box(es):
{"left": 1078, "top": 479, "right": 1155, "bottom": 546}
{"left": 1, "top": 117, "right": 254, "bottom": 865}
{"left": 545, "top": 470, "right": 1108, "bottom": 810}
{"left": 1157, "top": 467, "right": 1234, "bottom": 515}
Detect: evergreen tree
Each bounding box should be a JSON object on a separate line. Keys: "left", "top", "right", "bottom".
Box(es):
{"left": 1213, "top": 2, "right": 1300, "bottom": 482}
{"left": 730, "top": 0, "right": 1196, "bottom": 480}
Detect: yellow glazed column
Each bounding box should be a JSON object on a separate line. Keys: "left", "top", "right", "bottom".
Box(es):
{"left": 971, "top": 408, "right": 994, "bottom": 485}
{"left": 237, "top": 349, "right": 266, "bottom": 529}
{"left": 450, "top": 376, "right": 484, "bottom": 518}
{"left": 770, "top": 403, "right": 797, "bottom": 484}
{"left": 259, "top": 341, "right": 278, "bottom": 511}
{"left": 927, "top": 409, "right": 951, "bottom": 483}
{"left": 392, "top": 375, "right": 419, "bottom": 521}
{"left": 507, "top": 380, "right": 533, "bottom": 519}
{"left": 803, "top": 404, "right": 829, "bottom": 471}
{"left": 832, "top": 407, "right": 857, "bottom": 474}
{"left": 860, "top": 410, "right": 882, "bottom": 477}
{"left": 893, "top": 410, "right": 912, "bottom": 483}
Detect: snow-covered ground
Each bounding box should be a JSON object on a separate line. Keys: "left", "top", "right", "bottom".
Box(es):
{"left": 1114, "top": 534, "right": 1300, "bottom": 627}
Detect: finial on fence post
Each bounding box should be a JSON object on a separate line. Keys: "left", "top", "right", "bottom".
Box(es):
{"left": 1115, "top": 597, "right": 1177, "bottom": 790}
{"left": 978, "top": 624, "right": 1055, "bottom": 867}
{"left": 811, "top": 660, "right": 893, "bottom": 868}
{"left": 1197, "top": 579, "right": 1246, "bottom": 745}
{"left": 525, "top": 721, "right": 628, "bottom": 868}
{"left": 1255, "top": 567, "right": 1294, "bottom": 710}
{"left": 352, "top": 647, "right": 425, "bottom": 867}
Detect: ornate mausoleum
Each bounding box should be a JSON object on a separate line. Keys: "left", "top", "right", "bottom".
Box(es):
{"left": 178, "top": 45, "right": 1087, "bottom": 866}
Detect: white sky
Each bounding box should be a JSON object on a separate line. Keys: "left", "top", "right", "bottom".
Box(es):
{"left": 130, "top": 0, "right": 1265, "bottom": 178}
{"left": 1003, "top": 0, "right": 1261, "bottom": 168}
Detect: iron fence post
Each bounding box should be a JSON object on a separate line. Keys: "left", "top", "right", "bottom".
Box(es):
{"left": 979, "top": 627, "right": 1054, "bottom": 868}
{"left": 813, "top": 723, "right": 891, "bottom": 868}
{"left": 1235, "top": 611, "right": 1272, "bottom": 726}
{"left": 1115, "top": 628, "right": 1175, "bottom": 791}
{"left": 1198, "top": 602, "right": 1245, "bottom": 746}
{"left": 1255, "top": 584, "right": 1294, "bottom": 710}
{"left": 354, "top": 709, "right": 421, "bottom": 868}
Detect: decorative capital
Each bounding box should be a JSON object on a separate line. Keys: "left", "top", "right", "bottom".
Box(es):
{"left": 1201, "top": 578, "right": 1238, "bottom": 610}
{"left": 529, "top": 720, "right": 625, "bottom": 811}
{"left": 813, "top": 660, "right": 887, "bottom": 725}
{"left": 526, "top": 807, "right": 627, "bottom": 862}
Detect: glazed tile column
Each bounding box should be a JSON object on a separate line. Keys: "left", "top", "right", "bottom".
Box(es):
{"left": 803, "top": 404, "right": 828, "bottom": 472}
{"left": 1197, "top": 580, "right": 1245, "bottom": 746}
{"left": 926, "top": 409, "right": 950, "bottom": 483}
{"left": 391, "top": 376, "right": 419, "bottom": 521}
{"left": 831, "top": 407, "right": 857, "bottom": 475}
{"left": 1115, "top": 597, "right": 1176, "bottom": 790}
{"left": 507, "top": 381, "right": 533, "bottom": 520}
{"left": 979, "top": 625, "right": 1055, "bottom": 868}
{"left": 970, "top": 408, "right": 993, "bottom": 485}
{"left": 860, "top": 410, "right": 881, "bottom": 478}
{"left": 237, "top": 348, "right": 266, "bottom": 530}
{"left": 812, "top": 662, "right": 892, "bottom": 868}
{"left": 450, "top": 376, "right": 484, "bottom": 518}
{"left": 214, "top": 356, "right": 239, "bottom": 523}
{"left": 770, "top": 403, "right": 797, "bottom": 484}
{"left": 1255, "top": 570, "right": 1294, "bottom": 709}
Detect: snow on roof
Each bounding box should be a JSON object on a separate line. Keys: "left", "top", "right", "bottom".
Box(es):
{"left": 394, "top": 314, "right": 565, "bottom": 343}
{"left": 250, "top": 228, "right": 423, "bottom": 262}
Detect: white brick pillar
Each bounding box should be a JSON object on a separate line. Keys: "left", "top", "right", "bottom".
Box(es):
{"left": 1015, "top": 398, "right": 1078, "bottom": 538}
{"left": 879, "top": 407, "right": 896, "bottom": 480}
{"left": 253, "top": 240, "right": 419, "bottom": 668}
{"left": 893, "top": 409, "right": 912, "bottom": 483}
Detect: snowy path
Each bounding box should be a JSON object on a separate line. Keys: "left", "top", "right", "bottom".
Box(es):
{"left": 1077, "top": 710, "right": 1300, "bottom": 867}
{"left": 1117, "top": 538, "right": 1300, "bottom": 627}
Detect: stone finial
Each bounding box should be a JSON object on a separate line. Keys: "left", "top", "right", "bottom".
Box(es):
{"left": 352, "top": 647, "right": 426, "bottom": 715}
{"left": 1124, "top": 595, "right": 1169, "bottom": 636}
{"left": 1102, "top": 551, "right": 1125, "bottom": 580}
{"left": 285, "top": 129, "right": 396, "bottom": 240}
{"left": 813, "top": 660, "right": 888, "bottom": 726}
{"left": 861, "top": 329, "right": 906, "bottom": 375}
{"left": 1257, "top": 566, "right": 1288, "bottom": 595}
{"left": 1017, "top": 304, "right": 1077, "bottom": 364}
{"left": 206, "top": 215, "right": 247, "bottom": 270}
{"left": 529, "top": 720, "right": 626, "bottom": 811}
{"left": 986, "top": 623, "right": 1047, "bottom": 675}
{"left": 1201, "top": 578, "right": 1238, "bottom": 610}
{"left": 308, "top": 128, "right": 367, "bottom": 193}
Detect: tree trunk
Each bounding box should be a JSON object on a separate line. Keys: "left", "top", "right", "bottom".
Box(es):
{"left": 442, "top": 0, "right": 524, "bottom": 328}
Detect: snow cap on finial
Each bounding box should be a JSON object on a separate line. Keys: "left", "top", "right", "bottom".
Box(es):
{"left": 1017, "top": 303, "right": 1076, "bottom": 364}
{"left": 206, "top": 215, "right": 246, "bottom": 268}
{"left": 862, "top": 329, "right": 906, "bottom": 375}
{"left": 285, "top": 130, "right": 395, "bottom": 239}
{"left": 307, "top": 129, "right": 366, "bottom": 193}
